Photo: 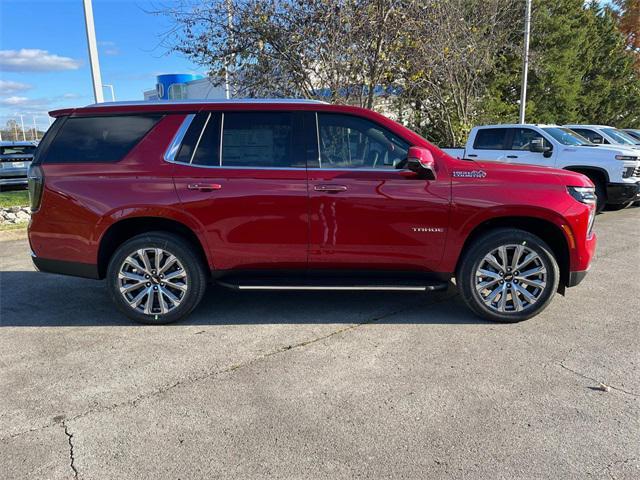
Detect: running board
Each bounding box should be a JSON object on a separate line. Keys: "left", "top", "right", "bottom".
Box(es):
{"left": 217, "top": 277, "right": 449, "bottom": 292}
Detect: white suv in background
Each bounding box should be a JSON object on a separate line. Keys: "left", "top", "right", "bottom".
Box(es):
{"left": 442, "top": 124, "right": 640, "bottom": 211}
{"left": 564, "top": 125, "right": 640, "bottom": 150}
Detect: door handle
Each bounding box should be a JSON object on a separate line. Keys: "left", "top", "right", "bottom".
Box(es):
{"left": 314, "top": 184, "right": 348, "bottom": 193}
{"left": 187, "top": 183, "right": 222, "bottom": 192}
{"left": 467, "top": 154, "right": 478, "bottom": 158}
{"left": 506, "top": 155, "right": 518, "bottom": 159}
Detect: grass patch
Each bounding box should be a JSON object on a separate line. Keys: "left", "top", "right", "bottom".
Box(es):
{"left": 0, "top": 222, "right": 27, "bottom": 232}
{"left": 0, "top": 190, "right": 29, "bottom": 208}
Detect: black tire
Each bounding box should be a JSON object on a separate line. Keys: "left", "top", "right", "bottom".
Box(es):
{"left": 604, "top": 201, "right": 632, "bottom": 211}
{"left": 457, "top": 228, "right": 560, "bottom": 323}
{"left": 106, "top": 231, "right": 207, "bottom": 324}
{"left": 592, "top": 178, "right": 606, "bottom": 213}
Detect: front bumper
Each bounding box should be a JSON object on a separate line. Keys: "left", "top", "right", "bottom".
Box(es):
{"left": 0, "top": 175, "right": 28, "bottom": 186}
{"left": 607, "top": 181, "right": 640, "bottom": 204}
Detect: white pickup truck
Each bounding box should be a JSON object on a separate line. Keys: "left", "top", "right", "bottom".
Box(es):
{"left": 443, "top": 124, "right": 640, "bottom": 211}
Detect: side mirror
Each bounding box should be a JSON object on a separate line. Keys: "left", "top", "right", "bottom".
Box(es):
{"left": 405, "top": 146, "right": 436, "bottom": 180}
{"left": 529, "top": 138, "right": 546, "bottom": 153}
{"left": 530, "top": 137, "right": 553, "bottom": 157}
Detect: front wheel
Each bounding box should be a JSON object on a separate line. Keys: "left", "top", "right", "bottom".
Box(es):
{"left": 106, "top": 232, "right": 207, "bottom": 324}
{"left": 457, "top": 229, "right": 560, "bottom": 323}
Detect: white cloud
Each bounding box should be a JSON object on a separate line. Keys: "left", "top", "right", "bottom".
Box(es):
{"left": 0, "top": 96, "right": 32, "bottom": 106}
{"left": 0, "top": 49, "right": 81, "bottom": 72}
{"left": 0, "top": 80, "right": 32, "bottom": 94}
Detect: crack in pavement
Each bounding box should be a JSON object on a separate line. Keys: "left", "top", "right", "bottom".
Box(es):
{"left": 2, "top": 291, "right": 457, "bottom": 442}
{"left": 558, "top": 362, "right": 639, "bottom": 398}
{"left": 62, "top": 421, "right": 78, "bottom": 479}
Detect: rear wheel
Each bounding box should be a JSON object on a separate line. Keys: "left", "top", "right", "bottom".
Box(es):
{"left": 457, "top": 229, "right": 560, "bottom": 323}
{"left": 106, "top": 232, "right": 207, "bottom": 324}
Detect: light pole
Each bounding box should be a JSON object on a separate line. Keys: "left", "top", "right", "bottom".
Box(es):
{"left": 18, "top": 114, "right": 26, "bottom": 141}
{"left": 103, "top": 84, "right": 116, "bottom": 101}
{"left": 32, "top": 116, "right": 38, "bottom": 141}
{"left": 519, "top": 0, "right": 532, "bottom": 124}
{"left": 13, "top": 121, "right": 19, "bottom": 141}
{"left": 83, "top": 0, "right": 104, "bottom": 103}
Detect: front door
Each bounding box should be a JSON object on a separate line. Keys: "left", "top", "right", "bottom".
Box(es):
{"left": 307, "top": 113, "right": 450, "bottom": 272}
{"left": 171, "top": 111, "right": 309, "bottom": 270}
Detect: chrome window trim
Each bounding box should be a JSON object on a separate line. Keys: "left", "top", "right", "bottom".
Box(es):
{"left": 163, "top": 114, "right": 195, "bottom": 164}
{"left": 189, "top": 112, "right": 211, "bottom": 164}
{"left": 219, "top": 113, "right": 224, "bottom": 167}
{"left": 315, "top": 112, "right": 322, "bottom": 168}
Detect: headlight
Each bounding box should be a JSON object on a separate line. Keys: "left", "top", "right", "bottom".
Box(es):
{"left": 567, "top": 186, "right": 597, "bottom": 205}
{"left": 615, "top": 155, "right": 638, "bottom": 161}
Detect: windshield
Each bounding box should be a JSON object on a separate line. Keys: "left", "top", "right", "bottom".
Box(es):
{"left": 0, "top": 145, "right": 36, "bottom": 155}
{"left": 542, "top": 127, "right": 591, "bottom": 146}
{"left": 602, "top": 128, "right": 640, "bottom": 145}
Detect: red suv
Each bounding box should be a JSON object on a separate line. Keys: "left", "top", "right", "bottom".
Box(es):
{"left": 28, "top": 100, "right": 597, "bottom": 324}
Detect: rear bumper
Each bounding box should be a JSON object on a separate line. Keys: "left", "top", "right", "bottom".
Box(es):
{"left": 567, "top": 269, "right": 589, "bottom": 287}
{"left": 31, "top": 253, "right": 100, "bottom": 280}
{"left": 607, "top": 182, "right": 640, "bottom": 204}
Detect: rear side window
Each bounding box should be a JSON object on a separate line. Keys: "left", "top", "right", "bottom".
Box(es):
{"left": 473, "top": 128, "right": 509, "bottom": 150}
{"left": 221, "top": 112, "right": 299, "bottom": 168}
{"left": 43, "top": 114, "right": 162, "bottom": 163}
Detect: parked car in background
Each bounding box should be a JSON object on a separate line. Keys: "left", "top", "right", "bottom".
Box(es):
{"left": 29, "top": 100, "right": 597, "bottom": 325}
{"left": 623, "top": 129, "right": 640, "bottom": 142}
{"left": 0, "top": 141, "right": 37, "bottom": 189}
{"left": 564, "top": 125, "right": 640, "bottom": 150}
{"left": 442, "top": 124, "right": 640, "bottom": 212}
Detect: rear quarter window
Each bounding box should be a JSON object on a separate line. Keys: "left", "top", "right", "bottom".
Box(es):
{"left": 42, "top": 114, "right": 163, "bottom": 163}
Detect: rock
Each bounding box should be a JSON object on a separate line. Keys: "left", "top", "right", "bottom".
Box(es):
{"left": 16, "top": 210, "right": 30, "bottom": 219}
{"left": 5, "top": 212, "right": 17, "bottom": 221}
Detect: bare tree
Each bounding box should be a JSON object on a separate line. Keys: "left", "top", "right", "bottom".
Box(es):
{"left": 157, "top": 0, "right": 408, "bottom": 108}
{"left": 398, "top": 0, "right": 519, "bottom": 146}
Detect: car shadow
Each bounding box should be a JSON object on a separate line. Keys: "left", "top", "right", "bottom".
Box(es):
{"left": 0, "top": 271, "right": 489, "bottom": 327}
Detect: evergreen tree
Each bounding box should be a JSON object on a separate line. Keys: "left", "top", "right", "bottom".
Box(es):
{"left": 578, "top": 4, "right": 640, "bottom": 127}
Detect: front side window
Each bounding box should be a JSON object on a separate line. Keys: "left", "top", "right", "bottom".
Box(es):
{"left": 316, "top": 113, "right": 409, "bottom": 169}
{"left": 510, "top": 128, "right": 549, "bottom": 151}
{"left": 43, "top": 115, "right": 163, "bottom": 163}
{"left": 473, "top": 128, "right": 509, "bottom": 150}
{"left": 221, "top": 112, "right": 299, "bottom": 168}
{"left": 602, "top": 128, "right": 640, "bottom": 145}
{"left": 572, "top": 128, "right": 603, "bottom": 144}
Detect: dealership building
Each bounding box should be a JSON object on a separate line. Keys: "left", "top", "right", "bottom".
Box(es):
{"left": 143, "top": 74, "right": 227, "bottom": 101}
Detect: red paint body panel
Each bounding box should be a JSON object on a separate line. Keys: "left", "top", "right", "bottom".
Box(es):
{"left": 32, "top": 102, "right": 596, "bottom": 282}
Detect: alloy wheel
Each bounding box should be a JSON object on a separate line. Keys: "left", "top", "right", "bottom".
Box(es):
{"left": 475, "top": 244, "right": 547, "bottom": 314}
{"left": 118, "top": 248, "right": 188, "bottom": 315}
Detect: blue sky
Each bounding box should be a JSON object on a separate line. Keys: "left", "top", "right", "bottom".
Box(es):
{"left": 0, "top": 0, "right": 203, "bottom": 129}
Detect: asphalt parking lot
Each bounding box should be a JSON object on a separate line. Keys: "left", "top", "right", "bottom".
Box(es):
{"left": 1, "top": 208, "right": 639, "bottom": 480}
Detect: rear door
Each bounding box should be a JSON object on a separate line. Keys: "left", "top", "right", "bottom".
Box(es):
{"left": 464, "top": 128, "right": 510, "bottom": 161}
{"left": 307, "top": 112, "right": 450, "bottom": 271}
{"left": 171, "top": 110, "right": 309, "bottom": 270}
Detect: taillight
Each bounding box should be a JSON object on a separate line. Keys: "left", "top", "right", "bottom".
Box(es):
{"left": 27, "top": 165, "right": 44, "bottom": 212}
